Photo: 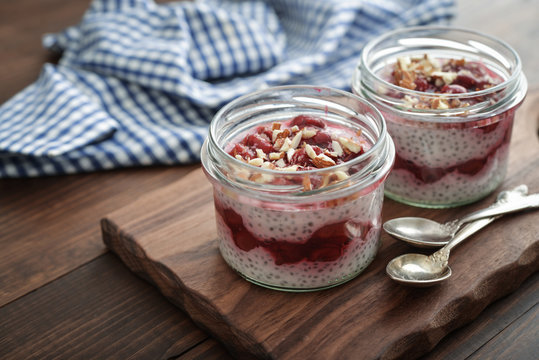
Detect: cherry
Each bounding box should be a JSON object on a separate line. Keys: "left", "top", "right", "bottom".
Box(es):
{"left": 290, "top": 115, "right": 326, "bottom": 129}
{"left": 243, "top": 133, "right": 273, "bottom": 153}
{"left": 414, "top": 77, "right": 430, "bottom": 92}
{"left": 305, "top": 131, "right": 332, "bottom": 148}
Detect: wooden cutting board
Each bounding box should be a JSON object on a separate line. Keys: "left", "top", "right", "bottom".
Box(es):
{"left": 101, "top": 91, "right": 539, "bottom": 360}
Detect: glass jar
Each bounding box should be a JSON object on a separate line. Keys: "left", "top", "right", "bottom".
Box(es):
{"left": 201, "top": 86, "right": 394, "bottom": 291}
{"left": 352, "top": 26, "right": 527, "bottom": 208}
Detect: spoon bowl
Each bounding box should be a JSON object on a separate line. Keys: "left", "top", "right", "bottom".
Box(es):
{"left": 383, "top": 217, "right": 452, "bottom": 246}
{"left": 386, "top": 254, "right": 452, "bottom": 287}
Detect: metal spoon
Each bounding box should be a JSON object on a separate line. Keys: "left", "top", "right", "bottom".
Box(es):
{"left": 383, "top": 185, "right": 537, "bottom": 247}
{"left": 385, "top": 215, "right": 498, "bottom": 286}
{"left": 385, "top": 185, "right": 531, "bottom": 286}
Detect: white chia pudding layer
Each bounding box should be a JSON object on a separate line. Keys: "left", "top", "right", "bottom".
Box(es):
{"left": 213, "top": 185, "right": 384, "bottom": 290}
{"left": 384, "top": 110, "right": 514, "bottom": 207}
{"left": 386, "top": 115, "right": 512, "bottom": 169}
{"left": 386, "top": 145, "right": 508, "bottom": 205}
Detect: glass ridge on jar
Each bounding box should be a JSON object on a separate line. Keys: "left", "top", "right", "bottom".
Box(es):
{"left": 353, "top": 26, "right": 527, "bottom": 208}
{"left": 201, "top": 86, "right": 395, "bottom": 292}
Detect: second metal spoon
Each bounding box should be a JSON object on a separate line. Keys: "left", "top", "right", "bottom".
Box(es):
{"left": 383, "top": 185, "right": 536, "bottom": 248}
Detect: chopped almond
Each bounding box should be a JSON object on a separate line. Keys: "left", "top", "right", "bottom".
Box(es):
{"left": 338, "top": 137, "right": 362, "bottom": 154}
{"left": 261, "top": 161, "right": 276, "bottom": 170}
{"left": 286, "top": 148, "right": 296, "bottom": 162}
{"left": 269, "top": 152, "right": 285, "bottom": 160}
{"left": 271, "top": 122, "right": 281, "bottom": 130}
{"left": 305, "top": 144, "right": 317, "bottom": 159}
{"left": 290, "top": 130, "right": 303, "bottom": 149}
{"left": 248, "top": 158, "right": 264, "bottom": 166}
{"left": 313, "top": 154, "right": 336, "bottom": 168}
{"left": 302, "top": 128, "right": 317, "bottom": 139}
{"left": 279, "top": 137, "right": 292, "bottom": 152}
{"left": 331, "top": 140, "right": 343, "bottom": 157}
{"left": 333, "top": 170, "right": 350, "bottom": 181}
{"left": 275, "top": 158, "right": 286, "bottom": 168}
{"left": 273, "top": 138, "right": 285, "bottom": 151}
{"left": 431, "top": 98, "right": 449, "bottom": 110}
{"left": 256, "top": 148, "right": 267, "bottom": 159}
{"left": 250, "top": 172, "right": 274, "bottom": 183}
{"left": 281, "top": 165, "right": 299, "bottom": 172}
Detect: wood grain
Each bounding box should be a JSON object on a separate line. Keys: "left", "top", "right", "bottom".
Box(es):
{"left": 0, "top": 165, "right": 197, "bottom": 307}
{"left": 422, "top": 273, "right": 539, "bottom": 360}
{"left": 102, "top": 92, "right": 539, "bottom": 359}
{"left": 0, "top": 253, "right": 208, "bottom": 360}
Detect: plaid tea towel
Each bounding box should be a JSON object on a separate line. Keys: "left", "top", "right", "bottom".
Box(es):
{"left": 0, "top": 0, "right": 455, "bottom": 177}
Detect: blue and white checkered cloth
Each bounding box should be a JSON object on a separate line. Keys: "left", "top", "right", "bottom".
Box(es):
{"left": 0, "top": 0, "right": 454, "bottom": 177}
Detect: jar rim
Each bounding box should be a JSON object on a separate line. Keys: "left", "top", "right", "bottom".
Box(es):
{"left": 359, "top": 25, "right": 524, "bottom": 101}
{"left": 208, "top": 85, "right": 389, "bottom": 177}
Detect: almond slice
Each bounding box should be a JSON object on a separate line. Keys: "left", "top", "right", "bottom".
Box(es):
{"left": 333, "top": 170, "right": 350, "bottom": 181}
{"left": 397, "top": 56, "right": 411, "bottom": 71}
{"left": 256, "top": 148, "right": 267, "bottom": 159}
{"left": 290, "top": 130, "right": 303, "bottom": 149}
{"left": 275, "top": 158, "right": 286, "bottom": 168}
{"left": 431, "top": 98, "right": 449, "bottom": 110}
{"left": 279, "top": 137, "right": 292, "bottom": 152}
{"left": 290, "top": 125, "right": 300, "bottom": 133}
{"left": 272, "top": 129, "right": 282, "bottom": 143}
{"left": 235, "top": 169, "right": 250, "bottom": 180}
{"left": 235, "top": 154, "right": 245, "bottom": 162}
{"left": 331, "top": 140, "right": 343, "bottom": 157}
{"left": 261, "top": 161, "right": 276, "bottom": 170}
{"left": 248, "top": 158, "right": 264, "bottom": 167}
{"left": 313, "top": 154, "right": 336, "bottom": 168}
{"left": 431, "top": 71, "right": 458, "bottom": 85}
{"left": 305, "top": 144, "right": 317, "bottom": 159}
{"left": 272, "top": 128, "right": 290, "bottom": 143}
{"left": 302, "top": 128, "right": 317, "bottom": 139}
{"left": 281, "top": 165, "right": 299, "bottom": 172}
{"left": 324, "top": 149, "right": 337, "bottom": 158}
{"left": 250, "top": 172, "right": 274, "bottom": 183}
{"left": 272, "top": 122, "right": 281, "bottom": 131}
{"left": 273, "top": 138, "right": 285, "bottom": 151}
{"left": 338, "top": 137, "right": 362, "bottom": 154}
{"left": 286, "top": 148, "right": 296, "bottom": 163}
{"left": 269, "top": 152, "right": 285, "bottom": 160}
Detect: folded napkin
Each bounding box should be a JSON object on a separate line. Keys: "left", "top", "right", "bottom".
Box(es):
{"left": 0, "top": 0, "right": 455, "bottom": 177}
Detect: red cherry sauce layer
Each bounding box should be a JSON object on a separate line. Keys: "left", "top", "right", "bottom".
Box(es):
{"left": 215, "top": 200, "right": 371, "bottom": 265}
{"left": 389, "top": 56, "right": 509, "bottom": 183}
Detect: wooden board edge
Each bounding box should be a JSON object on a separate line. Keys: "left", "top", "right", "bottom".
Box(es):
{"left": 100, "top": 217, "right": 271, "bottom": 360}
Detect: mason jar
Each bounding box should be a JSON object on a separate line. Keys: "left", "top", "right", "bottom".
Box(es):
{"left": 353, "top": 26, "right": 527, "bottom": 208}
{"left": 201, "top": 86, "right": 395, "bottom": 291}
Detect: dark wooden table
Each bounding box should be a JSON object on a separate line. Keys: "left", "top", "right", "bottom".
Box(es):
{"left": 1, "top": 1, "right": 537, "bottom": 359}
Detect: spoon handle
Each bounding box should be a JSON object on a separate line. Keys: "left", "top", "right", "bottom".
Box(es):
{"left": 458, "top": 193, "right": 539, "bottom": 225}
{"left": 442, "top": 215, "right": 500, "bottom": 253}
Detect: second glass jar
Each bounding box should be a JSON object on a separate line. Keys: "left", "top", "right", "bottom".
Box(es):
{"left": 353, "top": 26, "right": 527, "bottom": 208}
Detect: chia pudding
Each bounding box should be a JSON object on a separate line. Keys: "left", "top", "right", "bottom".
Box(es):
{"left": 353, "top": 27, "right": 527, "bottom": 207}
{"left": 201, "top": 86, "right": 394, "bottom": 291}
